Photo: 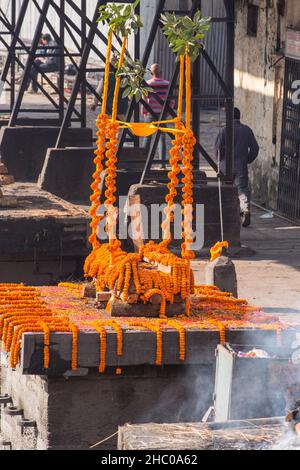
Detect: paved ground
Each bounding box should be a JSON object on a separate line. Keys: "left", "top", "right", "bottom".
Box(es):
{"left": 194, "top": 205, "right": 300, "bottom": 324}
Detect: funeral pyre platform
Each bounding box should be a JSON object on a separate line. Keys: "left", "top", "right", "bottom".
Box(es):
{"left": 0, "top": 183, "right": 89, "bottom": 284}
{"left": 0, "top": 283, "right": 297, "bottom": 375}
{"left": 0, "top": 283, "right": 298, "bottom": 450}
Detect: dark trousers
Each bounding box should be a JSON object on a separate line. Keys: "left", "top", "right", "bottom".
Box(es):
{"left": 29, "top": 59, "right": 59, "bottom": 91}
{"left": 234, "top": 174, "right": 251, "bottom": 213}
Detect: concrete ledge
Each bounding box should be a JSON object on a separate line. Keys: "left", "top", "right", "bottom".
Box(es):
{"left": 0, "top": 127, "right": 93, "bottom": 182}
{"left": 19, "top": 328, "right": 294, "bottom": 376}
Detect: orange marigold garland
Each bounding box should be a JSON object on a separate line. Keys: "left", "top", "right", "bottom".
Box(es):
{"left": 94, "top": 322, "right": 107, "bottom": 373}
{"left": 161, "top": 56, "right": 185, "bottom": 245}
{"left": 167, "top": 320, "right": 186, "bottom": 361}
{"left": 41, "top": 321, "right": 51, "bottom": 370}
{"left": 129, "top": 321, "right": 163, "bottom": 366}
{"left": 69, "top": 323, "right": 79, "bottom": 371}
{"left": 89, "top": 113, "right": 108, "bottom": 250}
{"left": 207, "top": 319, "right": 226, "bottom": 345}
{"left": 88, "top": 30, "right": 113, "bottom": 250}
{"left": 143, "top": 288, "right": 167, "bottom": 319}
{"left": 0, "top": 284, "right": 79, "bottom": 371}
{"left": 103, "top": 320, "right": 123, "bottom": 356}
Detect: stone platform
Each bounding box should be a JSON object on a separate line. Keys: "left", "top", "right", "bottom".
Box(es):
{"left": 0, "top": 282, "right": 297, "bottom": 450}
{"left": 19, "top": 326, "right": 295, "bottom": 376}
{"left": 0, "top": 183, "right": 89, "bottom": 284}
{"left": 0, "top": 325, "right": 296, "bottom": 450}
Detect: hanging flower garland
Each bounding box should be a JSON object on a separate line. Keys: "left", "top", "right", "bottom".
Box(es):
{"left": 88, "top": 29, "right": 113, "bottom": 250}
{"left": 129, "top": 320, "right": 163, "bottom": 366}
{"left": 94, "top": 322, "right": 107, "bottom": 373}
{"left": 167, "top": 320, "right": 186, "bottom": 361}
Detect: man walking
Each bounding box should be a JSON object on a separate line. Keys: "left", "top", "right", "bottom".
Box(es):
{"left": 215, "top": 107, "right": 259, "bottom": 227}
{"left": 27, "top": 34, "right": 59, "bottom": 94}
{"left": 143, "top": 64, "right": 172, "bottom": 168}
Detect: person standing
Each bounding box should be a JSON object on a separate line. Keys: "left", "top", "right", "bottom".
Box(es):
{"left": 215, "top": 107, "right": 259, "bottom": 227}
{"left": 27, "top": 34, "right": 60, "bottom": 94}
{"left": 143, "top": 64, "right": 172, "bottom": 168}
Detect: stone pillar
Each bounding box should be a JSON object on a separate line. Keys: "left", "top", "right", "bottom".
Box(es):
{"left": 205, "top": 256, "right": 238, "bottom": 298}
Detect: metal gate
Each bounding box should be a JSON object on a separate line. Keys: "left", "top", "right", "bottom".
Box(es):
{"left": 278, "top": 58, "right": 300, "bottom": 222}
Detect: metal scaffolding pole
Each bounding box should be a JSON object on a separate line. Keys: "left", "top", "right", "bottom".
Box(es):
{"left": 2, "top": 0, "right": 133, "bottom": 128}
{"left": 0, "top": 0, "right": 234, "bottom": 182}
{"left": 138, "top": 0, "right": 235, "bottom": 183}
{"left": 55, "top": 0, "right": 141, "bottom": 148}
{"left": 0, "top": 0, "right": 30, "bottom": 112}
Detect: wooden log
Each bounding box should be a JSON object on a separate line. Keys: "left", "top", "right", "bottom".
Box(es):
{"left": 110, "top": 298, "right": 185, "bottom": 318}
{"left": 120, "top": 292, "right": 139, "bottom": 304}
{"left": 149, "top": 293, "right": 162, "bottom": 305}
{"left": 82, "top": 283, "right": 96, "bottom": 299}
{"left": 96, "top": 291, "right": 112, "bottom": 302}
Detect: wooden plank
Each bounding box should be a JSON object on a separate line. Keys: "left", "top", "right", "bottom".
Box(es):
{"left": 82, "top": 283, "right": 96, "bottom": 298}
{"left": 96, "top": 291, "right": 111, "bottom": 302}
{"left": 110, "top": 299, "right": 185, "bottom": 317}
{"left": 19, "top": 327, "right": 296, "bottom": 376}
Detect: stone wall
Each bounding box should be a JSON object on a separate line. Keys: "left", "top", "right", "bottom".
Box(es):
{"left": 234, "top": 0, "right": 287, "bottom": 209}
{"left": 0, "top": 355, "right": 213, "bottom": 450}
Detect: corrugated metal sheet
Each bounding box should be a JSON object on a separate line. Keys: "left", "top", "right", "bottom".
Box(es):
{"left": 153, "top": 0, "right": 228, "bottom": 103}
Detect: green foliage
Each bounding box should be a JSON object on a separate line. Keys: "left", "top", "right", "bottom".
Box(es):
{"left": 116, "top": 58, "right": 152, "bottom": 103}
{"left": 98, "top": 0, "right": 143, "bottom": 36}
{"left": 160, "top": 10, "right": 211, "bottom": 62}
